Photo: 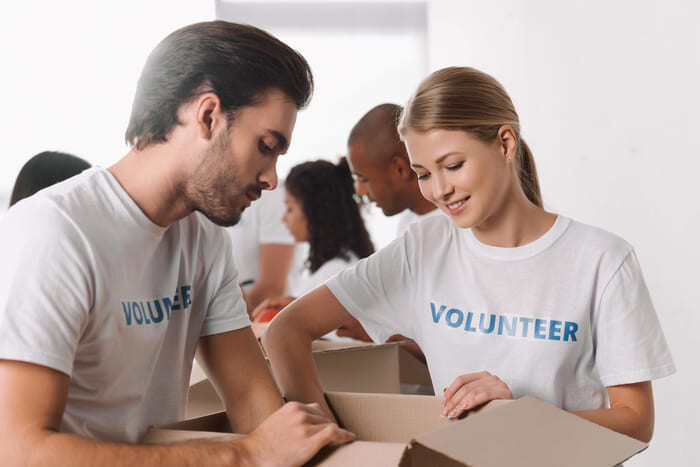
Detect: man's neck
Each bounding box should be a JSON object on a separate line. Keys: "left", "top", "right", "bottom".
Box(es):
{"left": 407, "top": 183, "right": 437, "bottom": 216}
{"left": 108, "top": 146, "right": 190, "bottom": 227}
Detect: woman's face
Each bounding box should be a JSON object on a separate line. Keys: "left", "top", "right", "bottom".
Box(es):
{"left": 282, "top": 190, "right": 310, "bottom": 242}
{"left": 404, "top": 127, "right": 516, "bottom": 229}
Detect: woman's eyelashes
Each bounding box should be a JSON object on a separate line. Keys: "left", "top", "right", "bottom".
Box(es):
{"left": 446, "top": 161, "right": 464, "bottom": 171}
{"left": 416, "top": 161, "right": 464, "bottom": 180}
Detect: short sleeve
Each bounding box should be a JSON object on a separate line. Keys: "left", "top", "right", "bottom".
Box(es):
{"left": 593, "top": 250, "right": 676, "bottom": 386}
{"left": 201, "top": 226, "right": 251, "bottom": 336}
{"left": 0, "top": 201, "right": 92, "bottom": 376}
{"left": 258, "top": 188, "right": 294, "bottom": 245}
{"left": 325, "top": 233, "right": 417, "bottom": 343}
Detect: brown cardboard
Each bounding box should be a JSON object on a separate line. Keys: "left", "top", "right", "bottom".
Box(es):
{"left": 147, "top": 393, "right": 647, "bottom": 466}
{"left": 187, "top": 341, "right": 433, "bottom": 418}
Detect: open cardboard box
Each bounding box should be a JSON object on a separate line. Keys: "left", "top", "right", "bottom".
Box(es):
{"left": 188, "top": 341, "right": 433, "bottom": 419}
{"left": 146, "top": 392, "right": 647, "bottom": 466}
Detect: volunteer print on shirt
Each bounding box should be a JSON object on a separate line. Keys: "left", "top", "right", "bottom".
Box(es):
{"left": 327, "top": 215, "right": 675, "bottom": 411}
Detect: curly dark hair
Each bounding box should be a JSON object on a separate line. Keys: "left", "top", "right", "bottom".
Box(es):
{"left": 285, "top": 158, "right": 374, "bottom": 273}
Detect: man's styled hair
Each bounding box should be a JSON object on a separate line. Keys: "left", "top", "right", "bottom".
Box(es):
{"left": 125, "top": 21, "right": 314, "bottom": 150}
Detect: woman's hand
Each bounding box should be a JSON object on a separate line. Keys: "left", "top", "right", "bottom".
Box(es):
{"left": 251, "top": 296, "right": 296, "bottom": 319}
{"left": 442, "top": 371, "right": 513, "bottom": 419}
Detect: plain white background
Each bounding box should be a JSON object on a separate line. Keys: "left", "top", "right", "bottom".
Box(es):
{"left": 0, "top": 1, "right": 697, "bottom": 465}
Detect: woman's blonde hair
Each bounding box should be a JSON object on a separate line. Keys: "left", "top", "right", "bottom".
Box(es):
{"left": 398, "top": 66, "right": 542, "bottom": 207}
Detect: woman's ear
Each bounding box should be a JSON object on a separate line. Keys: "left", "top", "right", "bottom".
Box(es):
{"left": 497, "top": 125, "right": 518, "bottom": 163}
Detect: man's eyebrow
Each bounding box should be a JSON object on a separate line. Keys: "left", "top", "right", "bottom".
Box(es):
{"left": 267, "top": 130, "right": 289, "bottom": 153}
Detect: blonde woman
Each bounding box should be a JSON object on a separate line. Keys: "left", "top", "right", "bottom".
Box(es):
{"left": 263, "top": 67, "right": 675, "bottom": 443}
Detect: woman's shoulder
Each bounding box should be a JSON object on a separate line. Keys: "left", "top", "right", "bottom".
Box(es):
{"left": 564, "top": 216, "right": 633, "bottom": 256}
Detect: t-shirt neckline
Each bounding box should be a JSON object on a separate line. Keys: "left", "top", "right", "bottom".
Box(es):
{"left": 463, "top": 215, "right": 570, "bottom": 261}
{"left": 98, "top": 168, "right": 168, "bottom": 237}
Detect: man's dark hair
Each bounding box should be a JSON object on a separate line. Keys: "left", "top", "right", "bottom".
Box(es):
{"left": 125, "top": 21, "right": 314, "bottom": 150}
{"left": 285, "top": 158, "right": 374, "bottom": 273}
{"left": 10, "top": 151, "right": 91, "bottom": 206}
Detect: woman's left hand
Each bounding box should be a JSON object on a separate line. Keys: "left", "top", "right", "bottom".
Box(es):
{"left": 441, "top": 371, "right": 513, "bottom": 419}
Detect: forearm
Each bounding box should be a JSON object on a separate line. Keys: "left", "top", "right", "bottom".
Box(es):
{"left": 571, "top": 406, "right": 652, "bottom": 443}
{"left": 11, "top": 431, "right": 251, "bottom": 467}
{"left": 246, "top": 281, "right": 285, "bottom": 311}
{"left": 263, "top": 321, "right": 334, "bottom": 420}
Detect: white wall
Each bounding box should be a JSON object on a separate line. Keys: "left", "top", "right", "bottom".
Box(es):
{"left": 0, "top": 1, "right": 215, "bottom": 200}
{"left": 427, "top": 0, "right": 699, "bottom": 464}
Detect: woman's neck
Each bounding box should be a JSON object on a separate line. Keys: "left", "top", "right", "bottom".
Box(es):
{"left": 471, "top": 190, "right": 556, "bottom": 248}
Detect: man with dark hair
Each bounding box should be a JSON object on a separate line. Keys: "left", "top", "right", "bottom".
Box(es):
{"left": 0, "top": 21, "right": 353, "bottom": 466}
{"left": 347, "top": 103, "right": 439, "bottom": 237}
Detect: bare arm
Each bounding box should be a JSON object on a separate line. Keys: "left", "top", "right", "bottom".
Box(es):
{"left": 245, "top": 243, "right": 295, "bottom": 312}
{"left": 572, "top": 381, "right": 654, "bottom": 442}
{"left": 0, "top": 360, "right": 246, "bottom": 466}
{"left": 442, "top": 372, "right": 654, "bottom": 443}
{"left": 195, "top": 326, "right": 283, "bottom": 433}
{"left": 263, "top": 286, "right": 355, "bottom": 420}
{"left": 0, "top": 357, "right": 354, "bottom": 466}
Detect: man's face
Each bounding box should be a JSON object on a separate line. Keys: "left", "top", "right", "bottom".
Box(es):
{"left": 187, "top": 89, "right": 297, "bottom": 227}
{"left": 347, "top": 141, "right": 405, "bottom": 216}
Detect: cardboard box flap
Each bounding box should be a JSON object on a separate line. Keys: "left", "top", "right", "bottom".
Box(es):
{"left": 188, "top": 378, "right": 225, "bottom": 419}
{"left": 412, "top": 396, "right": 648, "bottom": 467}
{"left": 398, "top": 345, "right": 432, "bottom": 386}
{"left": 143, "top": 428, "right": 242, "bottom": 444}
{"left": 164, "top": 411, "right": 231, "bottom": 432}
{"left": 311, "top": 339, "right": 370, "bottom": 352}
{"left": 326, "top": 392, "right": 449, "bottom": 443}
{"left": 313, "top": 344, "right": 401, "bottom": 393}
{"left": 306, "top": 441, "right": 409, "bottom": 467}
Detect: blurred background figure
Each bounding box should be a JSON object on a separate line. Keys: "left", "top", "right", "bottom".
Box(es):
{"left": 252, "top": 158, "right": 374, "bottom": 340}
{"left": 227, "top": 187, "right": 296, "bottom": 315}
{"left": 347, "top": 103, "right": 440, "bottom": 237}
{"left": 10, "top": 151, "right": 91, "bottom": 206}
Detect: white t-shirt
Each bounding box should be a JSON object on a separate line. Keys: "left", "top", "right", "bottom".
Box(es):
{"left": 0, "top": 168, "right": 250, "bottom": 443}
{"left": 395, "top": 207, "right": 443, "bottom": 238}
{"left": 226, "top": 186, "right": 294, "bottom": 290}
{"left": 291, "top": 251, "right": 359, "bottom": 297}
{"left": 326, "top": 215, "right": 675, "bottom": 410}
{"left": 292, "top": 251, "right": 359, "bottom": 343}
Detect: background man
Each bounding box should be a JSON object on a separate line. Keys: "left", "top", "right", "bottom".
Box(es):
{"left": 0, "top": 21, "right": 352, "bottom": 466}
{"left": 347, "top": 103, "right": 440, "bottom": 237}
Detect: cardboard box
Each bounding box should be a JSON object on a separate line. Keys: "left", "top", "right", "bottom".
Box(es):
{"left": 187, "top": 341, "right": 433, "bottom": 419}
{"left": 146, "top": 392, "right": 648, "bottom": 466}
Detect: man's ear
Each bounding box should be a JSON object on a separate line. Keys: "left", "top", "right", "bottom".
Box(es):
{"left": 391, "top": 154, "right": 414, "bottom": 181}
{"left": 194, "top": 93, "right": 224, "bottom": 141}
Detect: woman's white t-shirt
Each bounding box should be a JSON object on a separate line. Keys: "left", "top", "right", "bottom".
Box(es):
{"left": 326, "top": 215, "right": 675, "bottom": 410}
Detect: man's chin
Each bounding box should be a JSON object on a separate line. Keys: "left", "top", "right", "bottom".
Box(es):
{"left": 196, "top": 207, "right": 243, "bottom": 227}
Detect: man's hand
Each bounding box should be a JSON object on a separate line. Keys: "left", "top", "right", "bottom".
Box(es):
{"left": 242, "top": 402, "right": 355, "bottom": 467}
{"left": 442, "top": 371, "right": 513, "bottom": 419}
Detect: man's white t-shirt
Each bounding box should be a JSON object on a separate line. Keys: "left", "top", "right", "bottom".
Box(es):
{"left": 226, "top": 186, "right": 294, "bottom": 290}
{"left": 326, "top": 215, "right": 675, "bottom": 410}
{"left": 395, "top": 207, "right": 443, "bottom": 238}
{"left": 0, "top": 168, "right": 250, "bottom": 443}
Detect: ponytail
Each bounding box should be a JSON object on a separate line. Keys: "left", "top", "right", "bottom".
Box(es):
{"left": 516, "top": 139, "right": 542, "bottom": 208}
